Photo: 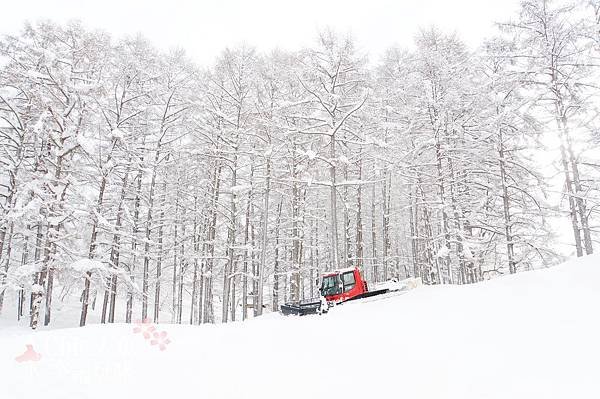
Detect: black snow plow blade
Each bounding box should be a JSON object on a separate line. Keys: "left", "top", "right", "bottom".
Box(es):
{"left": 280, "top": 299, "right": 323, "bottom": 316}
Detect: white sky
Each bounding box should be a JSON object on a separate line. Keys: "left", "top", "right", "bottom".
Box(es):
{"left": 1, "top": 0, "right": 522, "bottom": 65}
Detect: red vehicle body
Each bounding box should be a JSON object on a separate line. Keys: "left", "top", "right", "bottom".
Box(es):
{"left": 319, "top": 267, "right": 369, "bottom": 304}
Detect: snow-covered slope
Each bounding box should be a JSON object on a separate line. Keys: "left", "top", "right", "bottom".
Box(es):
{"left": 1, "top": 256, "right": 599, "bottom": 399}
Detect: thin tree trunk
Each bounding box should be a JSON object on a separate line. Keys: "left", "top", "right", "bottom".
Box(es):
{"left": 0, "top": 223, "right": 14, "bottom": 315}
{"left": 356, "top": 158, "right": 364, "bottom": 271}
{"left": 382, "top": 171, "right": 391, "bottom": 281}
{"left": 565, "top": 124, "right": 593, "bottom": 255}
{"left": 242, "top": 192, "right": 251, "bottom": 320}
{"left": 498, "top": 128, "right": 516, "bottom": 274}
{"left": 343, "top": 162, "right": 350, "bottom": 268}
{"left": 177, "top": 206, "right": 186, "bottom": 324}
{"left": 419, "top": 180, "right": 440, "bottom": 284}
{"left": 17, "top": 227, "right": 30, "bottom": 321}
{"left": 203, "top": 164, "right": 221, "bottom": 324}
{"left": 291, "top": 151, "right": 301, "bottom": 302}
{"left": 190, "top": 195, "right": 199, "bottom": 325}
{"left": 553, "top": 80, "right": 585, "bottom": 256}
{"left": 251, "top": 209, "right": 258, "bottom": 316}
{"left": 556, "top": 125, "right": 583, "bottom": 257}
{"left": 434, "top": 135, "right": 453, "bottom": 284}
{"left": 177, "top": 262, "right": 185, "bottom": 323}
{"left": 257, "top": 159, "right": 269, "bottom": 316}
{"left": 371, "top": 182, "right": 378, "bottom": 282}
{"left": 44, "top": 157, "right": 69, "bottom": 327}
{"left": 42, "top": 233, "right": 53, "bottom": 327}
{"left": 172, "top": 191, "right": 180, "bottom": 323}
{"left": 272, "top": 199, "right": 283, "bottom": 312}
{"left": 445, "top": 127, "right": 466, "bottom": 284}
{"left": 126, "top": 166, "right": 143, "bottom": 323}
{"left": 231, "top": 255, "right": 236, "bottom": 322}
{"left": 329, "top": 133, "right": 340, "bottom": 269}
{"left": 154, "top": 181, "right": 167, "bottom": 323}
{"left": 310, "top": 218, "right": 315, "bottom": 299}
{"left": 222, "top": 155, "right": 238, "bottom": 323}
{"left": 30, "top": 222, "right": 45, "bottom": 329}
{"left": 141, "top": 146, "right": 161, "bottom": 321}
{"left": 409, "top": 185, "right": 419, "bottom": 279}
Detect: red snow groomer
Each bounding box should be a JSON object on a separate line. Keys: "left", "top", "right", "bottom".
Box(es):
{"left": 280, "top": 267, "right": 403, "bottom": 316}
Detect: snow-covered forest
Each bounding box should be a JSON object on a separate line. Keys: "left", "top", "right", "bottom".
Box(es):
{"left": 0, "top": 0, "right": 599, "bottom": 329}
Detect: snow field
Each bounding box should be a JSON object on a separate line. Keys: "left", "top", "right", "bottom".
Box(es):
{"left": 1, "top": 255, "right": 599, "bottom": 399}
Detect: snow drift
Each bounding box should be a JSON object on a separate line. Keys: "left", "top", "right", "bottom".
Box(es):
{"left": 1, "top": 255, "right": 599, "bottom": 399}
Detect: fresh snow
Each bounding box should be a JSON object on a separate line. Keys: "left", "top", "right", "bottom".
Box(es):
{"left": 436, "top": 245, "right": 450, "bottom": 258}
{"left": 1, "top": 255, "right": 599, "bottom": 399}
{"left": 76, "top": 134, "right": 97, "bottom": 155}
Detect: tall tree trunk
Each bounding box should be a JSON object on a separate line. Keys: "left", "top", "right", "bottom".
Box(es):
{"left": 231, "top": 255, "right": 237, "bottom": 322}
{"left": 552, "top": 79, "right": 585, "bottom": 256}
{"left": 409, "top": 185, "right": 419, "bottom": 279}
{"left": 371, "top": 182, "right": 378, "bottom": 282}
{"left": 172, "top": 191, "right": 180, "bottom": 323}
{"left": 251, "top": 210, "right": 258, "bottom": 316}
{"left": 419, "top": 179, "right": 440, "bottom": 284}
{"left": 126, "top": 166, "right": 143, "bottom": 323}
{"left": 434, "top": 135, "right": 453, "bottom": 284}
{"left": 343, "top": 163, "right": 350, "bottom": 268}
{"left": 257, "top": 159, "right": 269, "bottom": 316}
{"left": 564, "top": 123, "right": 593, "bottom": 255}
{"left": 222, "top": 155, "right": 238, "bottom": 323}
{"left": 142, "top": 146, "right": 162, "bottom": 321}
{"left": 0, "top": 223, "right": 14, "bottom": 315}
{"left": 41, "top": 232, "right": 53, "bottom": 327}
{"left": 356, "top": 158, "right": 364, "bottom": 271}
{"left": 555, "top": 114, "right": 583, "bottom": 257}
{"left": 177, "top": 205, "right": 186, "bottom": 324}
{"left": 100, "top": 277, "right": 109, "bottom": 324}
{"left": 498, "top": 128, "right": 517, "bottom": 274}
{"left": 382, "top": 171, "right": 391, "bottom": 281}
{"left": 242, "top": 192, "right": 252, "bottom": 320}
{"left": 328, "top": 133, "right": 340, "bottom": 269}
{"left": 154, "top": 181, "right": 167, "bottom": 323}
{"left": 310, "top": 218, "right": 315, "bottom": 299}
{"left": 30, "top": 222, "right": 45, "bottom": 329}
{"left": 108, "top": 168, "right": 129, "bottom": 324}
{"left": 445, "top": 127, "right": 466, "bottom": 284}
{"left": 291, "top": 151, "right": 301, "bottom": 302}
{"left": 44, "top": 153, "right": 69, "bottom": 326}
{"left": 190, "top": 195, "right": 200, "bottom": 325}
{"left": 17, "top": 227, "right": 30, "bottom": 321}
{"left": 272, "top": 199, "right": 283, "bottom": 312}
{"left": 203, "top": 164, "right": 221, "bottom": 324}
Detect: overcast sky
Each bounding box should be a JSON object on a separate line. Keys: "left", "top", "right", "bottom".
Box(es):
{"left": 1, "top": 0, "right": 522, "bottom": 65}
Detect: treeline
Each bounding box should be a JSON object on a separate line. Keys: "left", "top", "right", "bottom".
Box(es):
{"left": 0, "top": 0, "right": 598, "bottom": 328}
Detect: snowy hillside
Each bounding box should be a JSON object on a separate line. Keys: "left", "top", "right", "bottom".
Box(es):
{"left": 1, "top": 255, "right": 599, "bottom": 399}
